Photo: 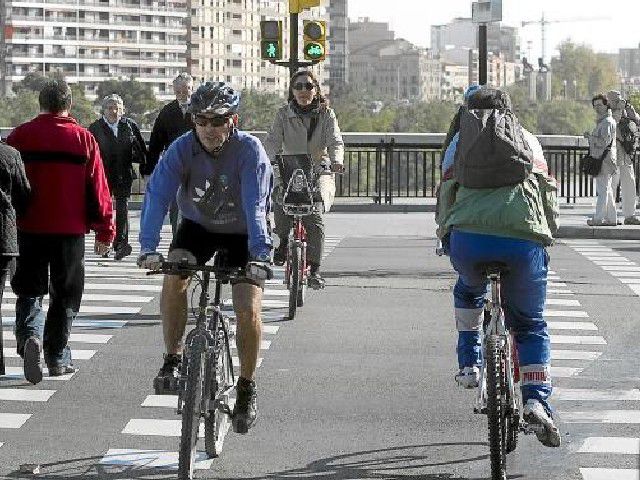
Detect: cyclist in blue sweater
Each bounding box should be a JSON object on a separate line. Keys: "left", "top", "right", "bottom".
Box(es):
{"left": 137, "top": 81, "right": 273, "bottom": 434}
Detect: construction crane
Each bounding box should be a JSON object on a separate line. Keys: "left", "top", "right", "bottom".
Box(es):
{"left": 521, "top": 13, "right": 609, "bottom": 64}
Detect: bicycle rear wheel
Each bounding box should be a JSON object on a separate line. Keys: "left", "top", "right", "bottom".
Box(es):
{"left": 288, "top": 245, "right": 301, "bottom": 320}
{"left": 486, "top": 335, "right": 507, "bottom": 480}
{"left": 204, "top": 320, "right": 234, "bottom": 458}
{"left": 296, "top": 245, "right": 307, "bottom": 307}
{"left": 178, "top": 347, "right": 205, "bottom": 480}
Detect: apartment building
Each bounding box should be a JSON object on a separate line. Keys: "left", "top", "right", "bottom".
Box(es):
{"left": 189, "top": 0, "right": 329, "bottom": 97}
{"left": 0, "top": 0, "right": 189, "bottom": 99}
{"left": 326, "top": 0, "right": 348, "bottom": 92}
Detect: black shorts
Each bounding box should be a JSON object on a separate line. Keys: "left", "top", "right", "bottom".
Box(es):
{"left": 170, "top": 218, "right": 249, "bottom": 270}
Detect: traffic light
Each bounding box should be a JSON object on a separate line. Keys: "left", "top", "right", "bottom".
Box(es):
{"left": 303, "top": 19, "right": 326, "bottom": 61}
{"left": 260, "top": 20, "right": 283, "bottom": 61}
{"left": 289, "top": 0, "right": 321, "bottom": 14}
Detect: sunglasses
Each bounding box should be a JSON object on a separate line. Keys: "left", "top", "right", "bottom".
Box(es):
{"left": 293, "top": 81, "right": 315, "bottom": 91}
{"left": 194, "top": 115, "right": 229, "bottom": 128}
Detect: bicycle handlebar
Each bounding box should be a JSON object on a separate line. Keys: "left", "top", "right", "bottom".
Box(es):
{"left": 146, "top": 260, "right": 244, "bottom": 278}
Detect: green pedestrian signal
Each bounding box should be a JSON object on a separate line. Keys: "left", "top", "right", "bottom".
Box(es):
{"left": 260, "top": 20, "right": 282, "bottom": 60}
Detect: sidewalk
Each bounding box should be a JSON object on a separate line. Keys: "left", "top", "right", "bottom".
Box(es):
{"left": 556, "top": 198, "right": 640, "bottom": 239}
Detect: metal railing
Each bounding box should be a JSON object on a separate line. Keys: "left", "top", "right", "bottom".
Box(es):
{"left": 0, "top": 129, "right": 628, "bottom": 204}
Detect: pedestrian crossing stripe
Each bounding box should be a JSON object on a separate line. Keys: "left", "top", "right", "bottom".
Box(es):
{"left": 545, "top": 310, "right": 589, "bottom": 318}
{"left": 100, "top": 448, "right": 213, "bottom": 470}
{"left": 593, "top": 261, "right": 636, "bottom": 266}
{"left": 2, "top": 318, "right": 127, "bottom": 329}
{"left": 602, "top": 266, "right": 640, "bottom": 272}
{"left": 229, "top": 339, "right": 270, "bottom": 350}
{"left": 547, "top": 321, "right": 598, "bottom": 331}
{"left": 549, "top": 366, "right": 583, "bottom": 377}
{"left": 580, "top": 468, "right": 639, "bottom": 480}
{"left": 562, "top": 410, "right": 640, "bottom": 423}
{"left": 4, "top": 349, "right": 96, "bottom": 360}
{"left": 547, "top": 289, "right": 574, "bottom": 294}
{"left": 0, "top": 413, "right": 31, "bottom": 429}
{"left": 550, "top": 335, "right": 606, "bottom": 345}
{"left": 229, "top": 324, "right": 279, "bottom": 335}
{"left": 122, "top": 419, "right": 204, "bottom": 437}
{"left": 0, "top": 389, "right": 56, "bottom": 402}
{"left": 545, "top": 298, "right": 581, "bottom": 307}
{"left": 1, "top": 367, "right": 76, "bottom": 381}
{"left": 3, "top": 292, "right": 153, "bottom": 303}
{"left": 579, "top": 437, "right": 640, "bottom": 454}
{"left": 3, "top": 331, "right": 112, "bottom": 344}
{"left": 551, "top": 350, "right": 603, "bottom": 361}
{"left": 554, "top": 389, "right": 640, "bottom": 401}
{"left": 1, "top": 303, "right": 139, "bottom": 314}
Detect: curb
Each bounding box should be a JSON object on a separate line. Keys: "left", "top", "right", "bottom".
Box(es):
{"left": 330, "top": 204, "right": 436, "bottom": 213}
{"left": 556, "top": 225, "right": 640, "bottom": 240}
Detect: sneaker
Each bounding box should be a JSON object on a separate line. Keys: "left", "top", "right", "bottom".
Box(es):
{"left": 307, "top": 272, "right": 325, "bottom": 290}
{"left": 273, "top": 244, "right": 286, "bottom": 266}
{"left": 153, "top": 354, "right": 181, "bottom": 394}
{"left": 232, "top": 376, "right": 257, "bottom": 434}
{"left": 624, "top": 216, "right": 640, "bottom": 225}
{"left": 48, "top": 364, "right": 77, "bottom": 377}
{"left": 23, "top": 337, "right": 43, "bottom": 385}
{"left": 114, "top": 243, "right": 133, "bottom": 261}
{"left": 455, "top": 366, "right": 479, "bottom": 389}
{"left": 523, "top": 399, "right": 561, "bottom": 448}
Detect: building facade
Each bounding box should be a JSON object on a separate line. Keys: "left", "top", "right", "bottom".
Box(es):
{"left": 326, "top": 0, "right": 348, "bottom": 93}
{"left": 619, "top": 45, "right": 640, "bottom": 80}
{"left": 1, "top": 0, "right": 189, "bottom": 99}
{"left": 468, "top": 49, "right": 520, "bottom": 88}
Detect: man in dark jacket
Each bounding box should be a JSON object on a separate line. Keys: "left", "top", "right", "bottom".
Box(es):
{"left": 89, "top": 94, "right": 147, "bottom": 260}
{"left": 0, "top": 142, "right": 30, "bottom": 376}
{"left": 144, "top": 73, "right": 194, "bottom": 234}
{"left": 7, "top": 79, "right": 114, "bottom": 384}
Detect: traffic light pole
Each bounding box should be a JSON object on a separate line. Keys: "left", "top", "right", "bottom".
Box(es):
{"left": 478, "top": 23, "right": 487, "bottom": 85}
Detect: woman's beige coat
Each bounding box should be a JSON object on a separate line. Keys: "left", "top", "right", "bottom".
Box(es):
{"left": 262, "top": 103, "right": 344, "bottom": 212}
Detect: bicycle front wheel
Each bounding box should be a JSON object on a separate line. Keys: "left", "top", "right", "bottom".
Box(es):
{"left": 178, "top": 347, "right": 205, "bottom": 480}
{"left": 204, "top": 323, "right": 234, "bottom": 458}
{"left": 288, "top": 245, "right": 301, "bottom": 320}
{"left": 486, "top": 335, "right": 507, "bottom": 480}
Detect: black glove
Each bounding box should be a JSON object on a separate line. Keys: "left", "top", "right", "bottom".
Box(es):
{"left": 246, "top": 258, "right": 273, "bottom": 282}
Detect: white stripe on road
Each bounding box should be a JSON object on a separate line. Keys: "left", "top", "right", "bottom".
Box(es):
{"left": 550, "top": 335, "right": 606, "bottom": 345}
{"left": 547, "top": 321, "right": 598, "bottom": 331}
{"left": 230, "top": 324, "right": 279, "bottom": 335}
{"left": 4, "top": 349, "right": 96, "bottom": 360}
{"left": 627, "top": 285, "right": 640, "bottom": 296}
{"left": 593, "top": 261, "right": 636, "bottom": 266}
{"left": 562, "top": 410, "right": 640, "bottom": 423}
{"left": 2, "top": 318, "right": 126, "bottom": 329}
{"left": 141, "top": 395, "right": 178, "bottom": 409}
{"left": 547, "top": 289, "right": 573, "bottom": 295}
{"left": 0, "top": 413, "right": 31, "bottom": 429}
{"left": 233, "top": 356, "right": 262, "bottom": 368}
{"left": 578, "top": 437, "right": 640, "bottom": 454}
{"left": 262, "top": 289, "right": 289, "bottom": 297}
{"left": 122, "top": 419, "right": 203, "bottom": 437}
{"left": 548, "top": 282, "right": 568, "bottom": 287}
{"left": 550, "top": 366, "right": 583, "bottom": 377}
{"left": 230, "top": 340, "right": 271, "bottom": 350}
{"left": 1, "top": 367, "right": 76, "bottom": 381}
{"left": 545, "top": 299, "right": 581, "bottom": 307}
{"left": 3, "top": 292, "right": 153, "bottom": 303}
{"left": 580, "top": 469, "right": 639, "bottom": 480}
{"left": 224, "top": 299, "right": 288, "bottom": 309}
{"left": 2, "top": 303, "right": 139, "bottom": 314}
{"left": 100, "top": 448, "right": 213, "bottom": 470}
{"left": 555, "top": 388, "right": 640, "bottom": 401}
{"left": 617, "top": 277, "right": 640, "bottom": 283}
{"left": 545, "top": 310, "right": 589, "bottom": 318}
{"left": 0, "top": 389, "right": 56, "bottom": 402}
{"left": 83, "top": 283, "right": 162, "bottom": 292}
{"left": 3, "top": 331, "right": 111, "bottom": 344}
{"left": 601, "top": 266, "right": 640, "bottom": 272}
{"left": 551, "top": 350, "right": 603, "bottom": 361}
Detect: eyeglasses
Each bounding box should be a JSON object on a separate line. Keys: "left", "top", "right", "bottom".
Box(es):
{"left": 293, "top": 81, "right": 315, "bottom": 91}
{"left": 194, "top": 115, "right": 229, "bottom": 128}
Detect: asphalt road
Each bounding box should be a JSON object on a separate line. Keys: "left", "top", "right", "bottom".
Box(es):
{"left": 0, "top": 213, "right": 638, "bottom": 480}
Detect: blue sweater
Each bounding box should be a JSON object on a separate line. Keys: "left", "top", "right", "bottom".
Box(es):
{"left": 139, "top": 130, "right": 273, "bottom": 258}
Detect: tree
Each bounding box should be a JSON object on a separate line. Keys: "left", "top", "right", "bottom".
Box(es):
{"left": 12, "top": 71, "right": 64, "bottom": 94}
{"left": 95, "top": 78, "right": 161, "bottom": 128}
{"left": 238, "top": 89, "right": 284, "bottom": 131}
{"left": 536, "top": 100, "right": 594, "bottom": 135}
{"left": 70, "top": 85, "right": 97, "bottom": 127}
{"left": 0, "top": 90, "right": 39, "bottom": 127}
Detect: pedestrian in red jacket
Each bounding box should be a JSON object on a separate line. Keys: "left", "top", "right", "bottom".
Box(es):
{"left": 6, "top": 79, "right": 114, "bottom": 384}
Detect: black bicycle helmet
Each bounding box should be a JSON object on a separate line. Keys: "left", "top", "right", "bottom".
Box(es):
{"left": 188, "top": 81, "right": 240, "bottom": 116}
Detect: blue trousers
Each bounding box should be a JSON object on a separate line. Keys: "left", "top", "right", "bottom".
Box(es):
{"left": 449, "top": 230, "right": 552, "bottom": 410}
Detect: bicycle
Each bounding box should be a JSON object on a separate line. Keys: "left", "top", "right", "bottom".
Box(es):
{"left": 148, "top": 252, "right": 238, "bottom": 480}
{"left": 276, "top": 154, "right": 327, "bottom": 320}
{"left": 473, "top": 262, "right": 539, "bottom": 480}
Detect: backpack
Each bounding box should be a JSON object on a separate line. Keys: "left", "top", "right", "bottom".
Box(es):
{"left": 618, "top": 116, "right": 638, "bottom": 156}
{"left": 454, "top": 90, "right": 534, "bottom": 189}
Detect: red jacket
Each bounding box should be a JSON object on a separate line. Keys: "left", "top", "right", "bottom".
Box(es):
{"left": 7, "top": 113, "right": 115, "bottom": 243}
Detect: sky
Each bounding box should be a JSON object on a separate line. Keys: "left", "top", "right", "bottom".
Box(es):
{"left": 348, "top": 0, "right": 639, "bottom": 62}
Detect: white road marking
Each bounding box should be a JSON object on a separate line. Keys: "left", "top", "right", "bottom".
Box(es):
{"left": 550, "top": 366, "right": 583, "bottom": 377}
{"left": 141, "top": 395, "right": 178, "bottom": 409}
{"left": 0, "top": 413, "right": 31, "bottom": 429}
{"left": 545, "top": 298, "right": 581, "bottom": 307}
{"left": 229, "top": 324, "right": 279, "bottom": 335}
{"left": 3, "top": 292, "right": 153, "bottom": 303}
{"left": 562, "top": 410, "right": 640, "bottom": 423}
{"left": 547, "top": 289, "right": 574, "bottom": 294}
{"left": 1, "top": 318, "right": 126, "bottom": 329}
{"left": 1, "top": 303, "right": 139, "bottom": 314}
{"left": 545, "top": 310, "right": 589, "bottom": 318}
{"left": 580, "top": 469, "right": 639, "bottom": 480}
{"left": 593, "top": 261, "right": 636, "bottom": 266}
{"left": 578, "top": 437, "right": 640, "bottom": 454}
{"left": 550, "top": 350, "right": 603, "bottom": 361}
{"left": 601, "top": 266, "right": 640, "bottom": 272}
{"left": 229, "top": 340, "right": 271, "bottom": 350}
{"left": 0, "top": 389, "right": 56, "bottom": 402}
{"left": 554, "top": 389, "right": 640, "bottom": 401}
{"left": 548, "top": 282, "right": 568, "bottom": 287}
{"left": 4, "top": 331, "right": 111, "bottom": 344}
{"left": 122, "top": 419, "right": 203, "bottom": 437}
{"left": 547, "top": 321, "right": 598, "bottom": 331}
{"left": 1, "top": 367, "right": 76, "bottom": 381}
{"left": 100, "top": 448, "right": 213, "bottom": 470}
{"left": 4, "top": 349, "right": 96, "bottom": 360}
{"left": 550, "top": 335, "right": 606, "bottom": 345}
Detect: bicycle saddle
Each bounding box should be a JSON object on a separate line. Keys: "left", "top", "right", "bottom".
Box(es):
{"left": 474, "top": 261, "right": 510, "bottom": 276}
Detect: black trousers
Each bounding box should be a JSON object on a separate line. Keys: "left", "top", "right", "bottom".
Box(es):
{"left": 114, "top": 195, "right": 130, "bottom": 249}
{"left": 11, "top": 233, "right": 84, "bottom": 366}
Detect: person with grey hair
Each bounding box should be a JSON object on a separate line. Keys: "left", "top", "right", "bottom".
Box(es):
{"left": 89, "top": 94, "right": 147, "bottom": 260}
{"left": 145, "top": 73, "right": 195, "bottom": 234}
{"left": 606, "top": 90, "right": 640, "bottom": 224}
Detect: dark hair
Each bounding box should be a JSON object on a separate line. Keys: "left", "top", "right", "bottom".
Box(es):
{"left": 287, "top": 70, "right": 328, "bottom": 106}
{"left": 39, "top": 79, "right": 72, "bottom": 113}
{"left": 592, "top": 94, "right": 608, "bottom": 107}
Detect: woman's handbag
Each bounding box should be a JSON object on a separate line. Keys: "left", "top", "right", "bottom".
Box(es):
{"left": 580, "top": 139, "right": 613, "bottom": 176}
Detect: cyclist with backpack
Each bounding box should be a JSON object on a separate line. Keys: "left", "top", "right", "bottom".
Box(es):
{"left": 137, "top": 81, "right": 273, "bottom": 434}
{"left": 436, "top": 86, "right": 561, "bottom": 448}
{"left": 607, "top": 90, "right": 640, "bottom": 224}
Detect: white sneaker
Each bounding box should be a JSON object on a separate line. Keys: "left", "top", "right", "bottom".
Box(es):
{"left": 455, "top": 366, "right": 480, "bottom": 389}
{"left": 523, "top": 399, "right": 561, "bottom": 447}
